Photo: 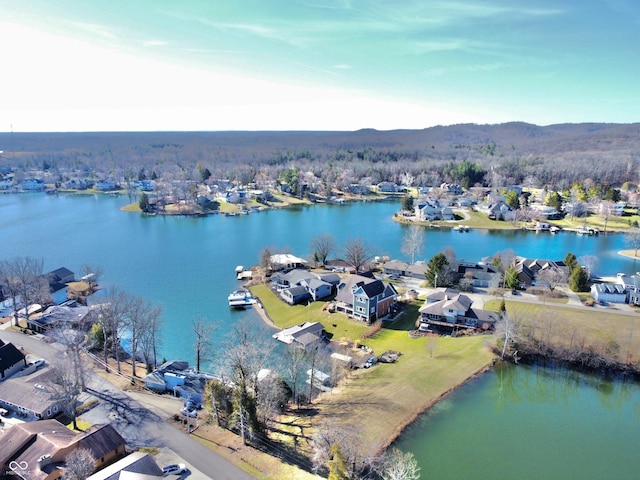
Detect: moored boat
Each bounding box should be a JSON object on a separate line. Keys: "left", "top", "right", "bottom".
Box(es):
{"left": 228, "top": 290, "right": 256, "bottom": 308}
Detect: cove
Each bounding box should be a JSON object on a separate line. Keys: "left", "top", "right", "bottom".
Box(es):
{"left": 392, "top": 362, "right": 640, "bottom": 479}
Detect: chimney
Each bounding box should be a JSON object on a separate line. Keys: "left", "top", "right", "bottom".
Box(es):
{"left": 38, "top": 454, "right": 52, "bottom": 469}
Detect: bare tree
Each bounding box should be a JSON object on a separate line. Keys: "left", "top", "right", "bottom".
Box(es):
{"left": 495, "top": 312, "right": 521, "bottom": 360}
{"left": 126, "top": 295, "right": 163, "bottom": 378}
{"left": 599, "top": 200, "right": 616, "bottom": 235}
{"left": 626, "top": 228, "right": 640, "bottom": 258}
{"left": 577, "top": 255, "right": 599, "bottom": 280}
{"left": 536, "top": 267, "right": 569, "bottom": 291}
{"left": 51, "top": 326, "right": 88, "bottom": 390}
{"left": 80, "top": 264, "right": 103, "bottom": 290}
{"left": 400, "top": 226, "right": 424, "bottom": 264}
{"left": 139, "top": 307, "right": 164, "bottom": 373}
{"left": 310, "top": 232, "right": 337, "bottom": 266}
{"left": 193, "top": 317, "right": 215, "bottom": 372}
{"left": 282, "top": 346, "right": 309, "bottom": 408}
{"left": 0, "top": 256, "right": 45, "bottom": 327}
{"left": 259, "top": 247, "right": 273, "bottom": 278}
{"left": 343, "top": 237, "right": 374, "bottom": 273}
{"left": 223, "top": 321, "right": 273, "bottom": 443}
{"left": 378, "top": 448, "right": 421, "bottom": 480}
{"left": 63, "top": 447, "right": 95, "bottom": 480}
{"left": 48, "top": 356, "right": 84, "bottom": 430}
{"left": 97, "top": 287, "right": 130, "bottom": 373}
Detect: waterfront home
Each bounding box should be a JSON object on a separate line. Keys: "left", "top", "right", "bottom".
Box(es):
{"left": 269, "top": 253, "right": 308, "bottom": 271}
{"left": 0, "top": 340, "right": 26, "bottom": 380}
{"left": 616, "top": 274, "right": 640, "bottom": 305}
{"left": 418, "top": 289, "right": 499, "bottom": 333}
{"left": 273, "top": 322, "right": 325, "bottom": 348}
{"left": 457, "top": 262, "right": 500, "bottom": 288}
{"left": 28, "top": 304, "right": 101, "bottom": 333}
{"left": 333, "top": 273, "right": 398, "bottom": 323}
{"left": 377, "top": 181, "right": 400, "bottom": 193}
{"left": 590, "top": 283, "right": 627, "bottom": 304}
{"left": 512, "top": 257, "right": 568, "bottom": 287}
{"left": 281, "top": 285, "right": 312, "bottom": 305}
{"left": 143, "top": 360, "right": 211, "bottom": 404}
{"left": 21, "top": 178, "right": 45, "bottom": 191}
{"left": 0, "top": 419, "right": 126, "bottom": 479}
{"left": 95, "top": 179, "right": 118, "bottom": 191}
{"left": 382, "top": 260, "right": 428, "bottom": 280}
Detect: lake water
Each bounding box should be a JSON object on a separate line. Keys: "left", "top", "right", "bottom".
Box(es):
{"left": 393, "top": 362, "right": 640, "bottom": 479}
{"left": 2, "top": 193, "right": 639, "bottom": 477}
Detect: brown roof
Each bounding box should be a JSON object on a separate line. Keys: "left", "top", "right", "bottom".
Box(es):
{"left": 78, "top": 424, "right": 126, "bottom": 460}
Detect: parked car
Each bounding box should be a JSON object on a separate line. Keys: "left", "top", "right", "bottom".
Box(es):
{"left": 32, "top": 359, "right": 45, "bottom": 368}
{"left": 364, "top": 356, "right": 376, "bottom": 368}
{"left": 180, "top": 407, "right": 197, "bottom": 418}
{"left": 184, "top": 398, "right": 201, "bottom": 410}
{"left": 162, "top": 463, "right": 187, "bottom": 476}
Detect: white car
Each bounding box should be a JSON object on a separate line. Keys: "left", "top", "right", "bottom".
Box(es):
{"left": 162, "top": 463, "right": 187, "bottom": 476}
{"left": 180, "top": 407, "right": 197, "bottom": 418}
{"left": 32, "top": 359, "right": 45, "bottom": 368}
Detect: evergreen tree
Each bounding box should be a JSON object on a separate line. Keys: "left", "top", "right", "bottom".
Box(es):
{"left": 564, "top": 252, "right": 579, "bottom": 273}
{"left": 401, "top": 194, "right": 414, "bottom": 212}
{"left": 504, "top": 266, "right": 520, "bottom": 289}
{"left": 425, "top": 253, "right": 449, "bottom": 287}
{"left": 569, "top": 266, "right": 589, "bottom": 292}
{"left": 139, "top": 192, "right": 149, "bottom": 212}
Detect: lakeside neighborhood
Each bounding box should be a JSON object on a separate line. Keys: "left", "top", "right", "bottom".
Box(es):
{"left": 2, "top": 185, "right": 640, "bottom": 479}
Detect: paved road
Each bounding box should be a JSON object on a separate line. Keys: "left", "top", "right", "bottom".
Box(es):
{"left": 0, "top": 328, "right": 255, "bottom": 480}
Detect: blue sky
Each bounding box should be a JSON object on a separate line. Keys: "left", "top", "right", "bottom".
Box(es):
{"left": 1, "top": 0, "right": 639, "bottom": 132}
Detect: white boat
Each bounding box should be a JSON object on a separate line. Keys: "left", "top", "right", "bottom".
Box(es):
{"left": 228, "top": 290, "right": 256, "bottom": 308}
{"left": 550, "top": 226, "right": 561, "bottom": 234}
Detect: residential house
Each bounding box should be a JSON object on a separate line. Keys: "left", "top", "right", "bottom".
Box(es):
{"left": 143, "top": 360, "right": 211, "bottom": 405}
{"left": 0, "top": 369, "right": 62, "bottom": 418}
{"left": 271, "top": 268, "right": 334, "bottom": 304}
{"left": 440, "top": 183, "right": 463, "bottom": 195}
{"left": 95, "top": 179, "right": 118, "bottom": 191}
{"left": 27, "top": 304, "right": 100, "bottom": 333}
{"left": 86, "top": 451, "right": 166, "bottom": 480}
{"left": 46, "top": 267, "right": 75, "bottom": 305}
{"left": 281, "top": 285, "right": 312, "bottom": 305}
{"left": 0, "top": 340, "right": 26, "bottom": 380}
{"left": 530, "top": 204, "right": 561, "bottom": 219}
{"left": 457, "top": 262, "right": 500, "bottom": 288}
{"left": 382, "top": 260, "right": 428, "bottom": 279}
{"left": 0, "top": 419, "right": 126, "bottom": 480}
{"left": 63, "top": 178, "right": 91, "bottom": 190}
{"left": 617, "top": 274, "right": 640, "bottom": 305}
{"left": 133, "top": 180, "right": 155, "bottom": 191}
{"left": 478, "top": 201, "right": 514, "bottom": 221}
{"left": 512, "top": 257, "right": 568, "bottom": 287}
{"left": 273, "top": 322, "right": 325, "bottom": 348}
{"left": 334, "top": 273, "right": 398, "bottom": 322}
{"left": 418, "top": 289, "right": 499, "bottom": 333}
{"left": 590, "top": 283, "right": 627, "bottom": 304}
{"left": 21, "top": 178, "right": 45, "bottom": 191}
{"left": 0, "top": 177, "right": 13, "bottom": 190}
{"left": 562, "top": 202, "right": 587, "bottom": 217}
{"left": 599, "top": 201, "right": 625, "bottom": 216}
{"left": 269, "top": 254, "right": 308, "bottom": 272}
{"left": 377, "top": 181, "right": 399, "bottom": 193}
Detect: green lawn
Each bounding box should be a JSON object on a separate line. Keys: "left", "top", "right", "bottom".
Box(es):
{"left": 254, "top": 285, "right": 496, "bottom": 456}
{"left": 504, "top": 301, "right": 640, "bottom": 363}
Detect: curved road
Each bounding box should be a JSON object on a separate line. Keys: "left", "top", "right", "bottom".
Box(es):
{"left": 0, "top": 328, "right": 255, "bottom": 480}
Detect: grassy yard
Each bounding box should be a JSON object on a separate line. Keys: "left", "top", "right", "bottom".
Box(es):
{"left": 502, "top": 301, "right": 640, "bottom": 363}
{"left": 253, "top": 285, "right": 496, "bottom": 458}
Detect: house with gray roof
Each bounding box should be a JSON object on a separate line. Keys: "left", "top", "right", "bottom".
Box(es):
{"left": 86, "top": 451, "right": 167, "bottom": 480}
{"left": 273, "top": 322, "right": 325, "bottom": 348}
{"left": 419, "top": 289, "right": 499, "bottom": 333}
{"left": 334, "top": 273, "right": 398, "bottom": 322}
{"left": 0, "top": 369, "right": 63, "bottom": 418}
